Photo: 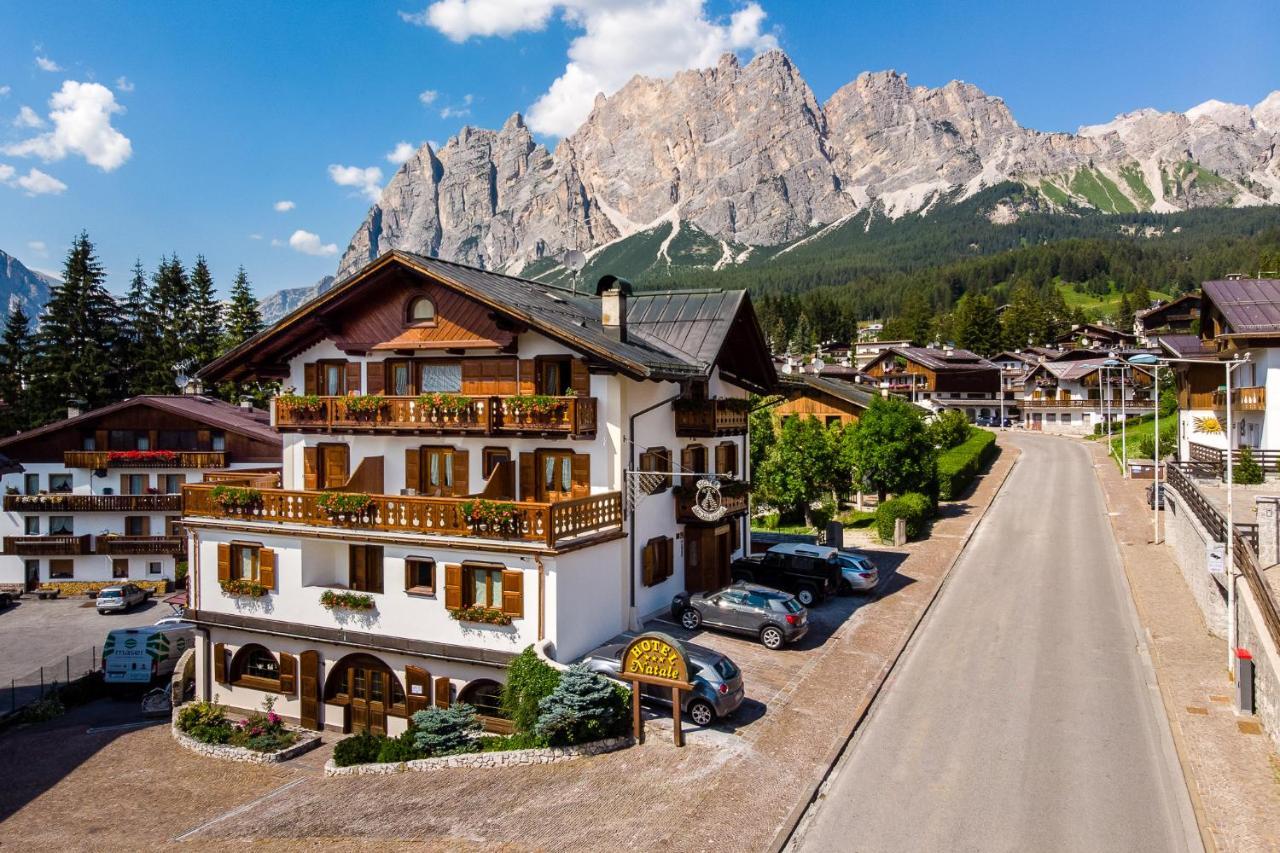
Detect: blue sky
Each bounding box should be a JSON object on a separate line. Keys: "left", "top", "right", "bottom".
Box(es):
{"left": 1, "top": 0, "right": 1276, "bottom": 299}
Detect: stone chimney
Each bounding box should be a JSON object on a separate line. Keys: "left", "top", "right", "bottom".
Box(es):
{"left": 66, "top": 398, "right": 86, "bottom": 420}
{"left": 601, "top": 285, "right": 627, "bottom": 342}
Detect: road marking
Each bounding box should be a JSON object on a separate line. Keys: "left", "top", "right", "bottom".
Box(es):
{"left": 172, "top": 777, "right": 307, "bottom": 842}
{"left": 86, "top": 720, "right": 155, "bottom": 734}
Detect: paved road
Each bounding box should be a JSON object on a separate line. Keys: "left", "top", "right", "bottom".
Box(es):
{"left": 792, "top": 432, "right": 1200, "bottom": 853}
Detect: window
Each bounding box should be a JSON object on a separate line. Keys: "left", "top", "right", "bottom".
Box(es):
{"left": 682, "top": 444, "right": 708, "bottom": 479}
{"left": 166, "top": 516, "right": 182, "bottom": 537}
{"left": 49, "top": 559, "right": 73, "bottom": 579}
{"left": 825, "top": 416, "right": 842, "bottom": 428}
{"left": 715, "top": 442, "right": 738, "bottom": 478}
{"left": 638, "top": 447, "right": 672, "bottom": 494}
{"left": 349, "top": 545, "right": 384, "bottom": 594}
{"left": 211, "top": 432, "right": 226, "bottom": 452}
{"left": 23, "top": 473, "right": 38, "bottom": 495}
{"left": 124, "top": 516, "right": 148, "bottom": 536}
{"left": 82, "top": 435, "right": 96, "bottom": 450}
{"left": 459, "top": 679, "right": 506, "bottom": 719}
{"left": 157, "top": 430, "right": 197, "bottom": 451}
{"left": 49, "top": 474, "right": 72, "bottom": 493}
{"left": 465, "top": 564, "right": 504, "bottom": 609}
{"left": 231, "top": 543, "right": 260, "bottom": 580}
{"left": 23, "top": 517, "right": 39, "bottom": 535}
{"left": 136, "top": 434, "right": 151, "bottom": 451}
{"left": 110, "top": 430, "right": 141, "bottom": 450}
{"left": 1061, "top": 413, "right": 1072, "bottom": 424}
{"left": 49, "top": 516, "right": 73, "bottom": 535}
{"left": 241, "top": 647, "right": 280, "bottom": 680}
{"left": 320, "top": 361, "right": 346, "bottom": 396}
{"left": 121, "top": 474, "right": 148, "bottom": 495}
{"left": 536, "top": 357, "right": 571, "bottom": 396}
{"left": 405, "top": 557, "right": 435, "bottom": 595}
{"left": 162, "top": 474, "right": 185, "bottom": 493}
{"left": 388, "top": 360, "right": 413, "bottom": 396}
{"left": 482, "top": 448, "right": 510, "bottom": 478}
{"left": 425, "top": 447, "right": 455, "bottom": 494}
{"left": 407, "top": 296, "right": 436, "bottom": 324}
{"left": 418, "top": 362, "right": 461, "bottom": 393}
{"left": 112, "top": 559, "right": 129, "bottom": 579}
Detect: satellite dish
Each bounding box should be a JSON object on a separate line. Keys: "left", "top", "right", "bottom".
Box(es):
{"left": 562, "top": 250, "right": 586, "bottom": 272}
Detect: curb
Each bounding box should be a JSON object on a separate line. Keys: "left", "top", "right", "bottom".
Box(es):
{"left": 766, "top": 443, "right": 1022, "bottom": 853}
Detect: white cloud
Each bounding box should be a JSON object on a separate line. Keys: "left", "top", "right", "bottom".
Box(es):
{"left": 115, "top": 76, "right": 134, "bottom": 93}
{"left": 14, "top": 167, "right": 67, "bottom": 195}
{"left": 270, "top": 237, "right": 284, "bottom": 247}
{"left": 328, "top": 163, "right": 384, "bottom": 201}
{"left": 386, "top": 141, "right": 418, "bottom": 165}
{"left": 273, "top": 199, "right": 296, "bottom": 212}
{"left": 403, "top": 0, "right": 777, "bottom": 136}
{"left": 0, "top": 86, "right": 10, "bottom": 98}
{"left": 249, "top": 233, "right": 263, "bottom": 240}
{"left": 3, "top": 81, "right": 132, "bottom": 171}
{"left": 288, "top": 229, "right": 338, "bottom": 256}
{"left": 27, "top": 240, "right": 47, "bottom": 255}
{"left": 440, "top": 104, "right": 471, "bottom": 120}
{"left": 14, "top": 106, "right": 44, "bottom": 128}
{"left": 418, "top": 89, "right": 438, "bottom": 106}
{"left": 0, "top": 164, "right": 14, "bottom": 182}
{"left": 35, "top": 55, "right": 62, "bottom": 73}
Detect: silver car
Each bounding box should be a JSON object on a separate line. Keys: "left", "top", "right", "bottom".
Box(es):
{"left": 96, "top": 583, "right": 151, "bottom": 614}
{"left": 580, "top": 639, "right": 745, "bottom": 726}
{"left": 673, "top": 582, "right": 809, "bottom": 649}
{"left": 837, "top": 552, "right": 879, "bottom": 594}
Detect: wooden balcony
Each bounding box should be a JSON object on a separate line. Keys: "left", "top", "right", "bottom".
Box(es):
{"left": 182, "top": 484, "right": 623, "bottom": 549}
{"left": 274, "top": 395, "right": 597, "bottom": 439}
{"left": 3, "top": 493, "right": 183, "bottom": 513}
{"left": 201, "top": 469, "right": 282, "bottom": 489}
{"left": 93, "top": 536, "right": 185, "bottom": 556}
{"left": 1021, "top": 398, "right": 1155, "bottom": 409}
{"left": 64, "top": 450, "right": 227, "bottom": 469}
{"left": 674, "top": 399, "right": 750, "bottom": 437}
{"left": 674, "top": 484, "right": 749, "bottom": 523}
{"left": 4, "top": 534, "right": 92, "bottom": 555}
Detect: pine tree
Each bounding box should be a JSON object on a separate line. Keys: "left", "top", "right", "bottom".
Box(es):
{"left": 146, "top": 255, "right": 192, "bottom": 392}
{"left": 120, "top": 259, "right": 165, "bottom": 396}
{"left": 1000, "top": 281, "right": 1049, "bottom": 350}
{"left": 534, "top": 664, "right": 628, "bottom": 746}
{"left": 30, "top": 232, "right": 122, "bottom": 423}
{"left": 223, "top": 266, "right": 263, "bottom": 348}
{"left": 0, "top": 304, "right": 35, "bottom": 434}
{"left": 881, "top": 290, "right": 935, "bottom": 345}
{"left": 188, "top": 255, "right": 224, "bottom": 372}
{"left": 950, "top": 292, "right": 1001, "bottom": 356}
{"left": 1115, "top": 293, "right": 1135, "bottom": 333}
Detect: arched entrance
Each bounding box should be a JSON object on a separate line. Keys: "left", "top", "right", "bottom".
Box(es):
{"left": 324, "top": 653, "right": 407, "bottom": 735}
{"left": 459, "top": 678, "right": 513, "bottom": 733}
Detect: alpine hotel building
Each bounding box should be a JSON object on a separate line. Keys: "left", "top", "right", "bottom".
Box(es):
{"left": 185, "top": 252, "right": 775, "bottom": 735}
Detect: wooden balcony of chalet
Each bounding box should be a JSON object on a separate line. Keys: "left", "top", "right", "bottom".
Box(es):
{"left": 3, "top": 493, "right": 183, "bottom": 513}
{"left": 182, "top": 483, "right": 623, "bottom": 550}
{"left": 673, "top": 398, "right": 750, "bottom": 437}
{"left": 4, "top": 534, "right": 92, "bottom": 556}
{"left": 1021, "top": 398, "right": 1155, "bottom": 409}
{"left": 93, "top": 536, "right": 186, "bottom": 556}
{"left": 273, "top": 395, "right": 597, "bottom": 439}
{"left": 1186, "top": 386, "right": 1266, "bottom": 413}
{"left": 64, "top": 450, "right": 227, "bottom": 469}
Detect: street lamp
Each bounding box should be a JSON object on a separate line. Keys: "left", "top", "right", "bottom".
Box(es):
{"left": 1104, "top": 354, "right": 1129, "bottom": 474}
{"left": 1128, "top": 353, "right": 1161, "bottom": 543}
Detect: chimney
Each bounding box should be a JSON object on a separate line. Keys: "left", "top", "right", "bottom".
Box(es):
{"left": 66, "top": 398, "right": 86, "bottom": 420}
{"left": 601, "top": 286, "right": 627, "bottom": 341}
{"left": 239, "top": 396, "right": 254, "bottom": 412}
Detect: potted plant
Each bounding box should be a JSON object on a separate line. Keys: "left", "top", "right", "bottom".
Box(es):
{"left": 459, "top": 499, "right": 521, "bottom": 537}
{"left": 277, "top": 393, "right": 325, "bottom": 419}
{"left": 448, "top": 604, "right": 513, "bottom": 626}
{"left": 210, "top": 485, "right": 263, "bottom": 515}
{"left": 319, "top": 590, "right": 376, "bottom": 611}
{"left": 219, "top": 577, "right": 268, "bottom": 597}
{"left": 108, "top": 449, "right": 179, "bottom": 465}
{"left": 344, "top": 395, "right": 386, "bottom": 422}
{"left": 316, "top": 491, "right": 374, "bottom": 523}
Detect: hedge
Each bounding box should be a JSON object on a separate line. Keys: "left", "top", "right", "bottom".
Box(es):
{"left": 936, "top": 429, "right": 998, "bottom": 501}
{"left": 875, "top": 492, "right": 933, "bottom": 542}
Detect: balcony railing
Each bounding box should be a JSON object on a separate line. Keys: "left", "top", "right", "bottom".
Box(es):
{"left": 64, "top": 450, "right": 228, "bottom": 469}
{"left": 93, "top": 536, "right": 185, "bottom": 555}
{"left": 4, "top": 534, "right": 92, "bottom": 555}
{"left": 3, "top": 493, "right": 183, "bottom": 513}
{"left": 1187, "top": 441, "right": 1280, "bottom": 479}
{"left": 201, "top": 469, "right": 282, "bottom": 489}
{"left": 274, "top": 395, "right": 598, "bottom": 438}
{"left": 182, "top": 484, "right": 623, "bottom": 549}
{"left": 673, "top": 399, "right": 749, "bottom": 437}
{"left": 1021, "top": 398, "right": 1155, "bottom": 409}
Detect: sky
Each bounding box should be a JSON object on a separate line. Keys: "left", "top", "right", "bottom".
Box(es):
{"left": 1, "top": 0, "right": 1276, "bottom": 299}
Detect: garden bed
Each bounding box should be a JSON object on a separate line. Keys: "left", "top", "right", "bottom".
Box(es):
{"left": 170, "top": 715, "right": 321, "bottom": 765}
{"left": 323, "top": 735, "right": 631, "bottom": 776}
{"left": 171, "top": 697, "right": 320, "bottom": 764}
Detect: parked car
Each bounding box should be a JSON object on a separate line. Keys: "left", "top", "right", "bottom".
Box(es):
{"left": 974, "top": 416, "right": 995, "bottom": 427}
{"left": 154, "top": 616, "right": 194, "bottom": 628}
{"left": 731, "top": 542, "right": 842, "bottom": 606}
{"left": 96, "top": 583, "right": 151, "bottom": 614}
{"left": 1146, "top": 484, "right": 1165, "bottom": 510}
{"left": 0, "top": 591, "right": 13, "bottom": 609}
{"left": 581, "top": 638, "right": 745, "bottom": 726}
{"left": 672, "top": 582, "right": 809, "bottom": 649}
{"left": 102, "top": 623, "right": 194, "bottom": 686}
{"left": 836, "top": 551, "right": 879, "bottom": 594}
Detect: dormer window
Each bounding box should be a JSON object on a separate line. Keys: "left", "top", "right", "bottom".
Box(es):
{"left": 407, "top": 296, "right": 436, "bottom": 325}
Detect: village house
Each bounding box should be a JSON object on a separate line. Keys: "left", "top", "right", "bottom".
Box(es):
{"left": 0, "top": 395, "right": 281, "bottom": 596}
{"left": 1019, "top": 356, "right": 1155, "bottom": 434}
{"left": 1134, "top": 293, "right": 1200, "bottom": 344}
{"left": 861, "top": 345, "right": 1002, "bottom": 421}
{"left": 183, "top": 252, "right": 774, "bottom": 736}
{"left": 773, "top": 373, "right": 879, "bottom": 429}
{"left": 1053, "top": 322, "right": 1138, "bottom": 350}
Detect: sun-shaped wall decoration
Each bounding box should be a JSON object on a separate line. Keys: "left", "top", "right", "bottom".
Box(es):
{"left": 1193, "top": 415, "right": 1224, "bottom": 434}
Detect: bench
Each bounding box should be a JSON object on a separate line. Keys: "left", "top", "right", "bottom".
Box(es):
{"left": 35, "top": 588, "right": 60, "bottom": 600}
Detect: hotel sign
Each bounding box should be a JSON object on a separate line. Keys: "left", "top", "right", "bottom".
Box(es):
{"left": 619, "top": 632, "right": 694, "bottom": 747}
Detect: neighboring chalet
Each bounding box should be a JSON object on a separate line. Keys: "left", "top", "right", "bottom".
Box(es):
{"left": 854, "top": 339, "right": 913, "bottom": 369}
{"left": 1053, "top": 322, "right": 1138, "bottom": 350}
{"left": 185, "top": 251, "right": 775, "bottom": 735}
{"left": 1020, "top": 357, "right": 1154, "bottom": 434}
{"left": 0, "top": 396, "right": 281, "bottom": 595}
{"left": 1135, "top": 293, "right": 1200, "bottom": 344}
{"left": 774, "top": 373, "right": 879, "bottom": 428}
{"left": 862, "top": 345, "right": 1002, "bottom": 421}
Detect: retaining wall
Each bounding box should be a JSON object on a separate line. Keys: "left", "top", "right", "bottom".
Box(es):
{"left": 1164, "top": 488, "right": 1229, "bottom": 637}
{"left": 324, "top": 736, "right": 632, "bottom": 776}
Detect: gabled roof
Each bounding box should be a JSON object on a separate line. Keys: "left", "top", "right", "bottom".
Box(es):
{"left": 780, "top": 373, "right": 878, "bottom": 410}
{"left": 1156, "top": 334, "right": 1214, "bottom": 358}
{"left": 1202, "top": 279, "right": 1280, "bottom": 335}
{"left": 1136, "top": 292, "right": 1200, "bottom": 322}
{"left": 201, "top": 251, "right": 776, "bottom": 391}
{"left": 867, "top": 345, "right": 999, "bottom": 373}
{"left": 1053, "top": 322, "right": 1137, "bottom": 343}
{"left": 1027, "top": 357, "right": 1154, "bottom": 384}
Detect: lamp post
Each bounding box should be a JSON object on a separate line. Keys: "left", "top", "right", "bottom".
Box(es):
{"left": 1104, "top": 354, "right": 1129, "bottom": 474}
{"left": 1128, "top": 354, "right": 1161, "bottom": 543}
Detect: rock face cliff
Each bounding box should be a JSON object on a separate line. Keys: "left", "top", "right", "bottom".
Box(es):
{"left": 337, "top": 50, "right": 1280, "bottom": 279}
{"left": 0, "top": 249, "right": 55, "bottom": 315}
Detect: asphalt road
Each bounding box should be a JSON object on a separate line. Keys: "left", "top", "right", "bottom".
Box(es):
{"left": 791, "top": 432, "right": 1200, "bottom": 853}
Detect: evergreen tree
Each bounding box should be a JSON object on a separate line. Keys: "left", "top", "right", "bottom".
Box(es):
{"left": 188, "top": 255, "right": 224, "bottom": 372}
{"left": 1115, "top": 293, "right": 1135, "bottom": 332}
{"left": 120, "top": 259, "right": 164, "bottom": 396}
{"left": 950, "top": 292, "right": 1001, "bottom": 355}
{"left": 30, "top": 232, "right": 122, "bottom": 423}
{"left": 147, "top": 255, "right": 192, "bottom": 392}
{"left": 0, "top": 304, "right": 35, "bottom": 434}
{"left": 1000, "top": 281, "right": 1048, "bottom": 350}
{"left": 223, "top": 266, "right": 263, "bottom": 349}
{"left": 534, "top": 664, "right": 629, "bottom": 746}
{"left": 881, "top": 290, "right": 935, "bottom": 344}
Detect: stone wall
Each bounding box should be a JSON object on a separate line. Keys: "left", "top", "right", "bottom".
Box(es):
{"left": 324, "top": 736, "right": 633, "bottom": 777}
{"left": 1235, "top": 580, "right": 1280, "bottom": 751}
{"left": 1164, "top": 488, "right": 1229, "bottom": 637}
{"left": 170, "top": 717, "right": 322, "bottom": 765}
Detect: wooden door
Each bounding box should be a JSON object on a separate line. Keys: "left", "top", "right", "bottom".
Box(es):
{"left": 685, "top": 524, "right": 732, "bottom": 593}
{"left": 536, "top": 450, "right": 574, "bottom": 502}
{"left": 536, "top": 357, "right": 571, "bottom": 396}
{"left": 299, "top": 650, "right": 320, "bottom": 730}
{"left": 347, "top": 662, "right": 388, "bottom": 736}
{"left": 318, "top": 444, "right": 349, "bottom": 490}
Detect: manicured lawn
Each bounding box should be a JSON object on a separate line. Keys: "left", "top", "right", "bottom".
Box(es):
{"left": 1106, "top": 413, "right": 1176, "bottom": 467}
{"left": 1057, "top": 280, "right": 1173, "bottom": 320}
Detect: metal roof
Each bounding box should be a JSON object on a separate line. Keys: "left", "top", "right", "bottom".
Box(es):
{"left": 1203, "top": 279, "right": 1280, "bottom": 334}
{"left": 1155, "top": 334, "right": 1213, "bottom": 358}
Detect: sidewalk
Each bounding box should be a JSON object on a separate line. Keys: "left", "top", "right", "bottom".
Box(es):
{"left": 1091, "top": 440, "right": 1280, "bottom": 852}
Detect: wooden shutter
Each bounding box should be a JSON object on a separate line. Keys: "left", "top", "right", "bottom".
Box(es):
{"left": 663, "top": 537, "right": 675, "bottom": 580}
{"left": 656, "top": 447, "right": 672, "bottom": 491}
{"left": 452, "top": 448, "right": 469, "bottom": 497}
{"left": 519, "top": 453, "right": 536, "bottom": 501}
{"left": 213, "top": 642, "right": 226, "bottom": 683}
{"left": 433, "top": 676, "right": 452, "bottom": 708}
{"left": 120, "top": 474, "right": 132, "bottom": 495}
{"left": 444, "top": 563, "right": 462, "bottom": 610}
{"left": 461, "top": 360, "right": 486, "bottom": 395}
{"left": 641, "top": 540, "right": 656, "bottom": 586}
{"left": 405, "top": 665, "right": 432, "bottom": 715}
{"left": 570, "top": 453, "right": 590, "bottom": 498}
{"left": 570, "top": 359, "right": 591, "bottom": 397}
{"left": 366, "top": 363, "right": 385, "bottom": 395}
{"left": 681, "top": 445, "right": 696, "bottom": 474}
{"left": 299, "top": 650, "right": 320, "bottom": 730}
{"left": 501, "top": 570, "right": 523, "bottom": 617}
{"left": 494, "top": 358, "right": 517, "bottom": 395}
{"left": 303, "top": 446, "right": 319, "bottom": 490}
{"left": 216, "top": 543, "right": 230, "bottom": 582}
{"left": 303, "top": 363, "right": 317, "bottom": 395}
{"left": 95, "top": 428, "right": 108, "bottom": 451}
{"left": 278, "top": 652, "right": 296, "bottom": 694}
{"left": 259, "top": 547, "right": 275, "bottom": 589}
{"left": 323, "top": 444, "right": 349, "bottom": 488}
{"left": 138, "top": 516, "right": 151, "bottom": 537}
{"left": 405, "top": 447, "right": 421, "bottom": 493}
{"left": 345, "top": 361, "right": 362, "bottom": 395}
{"left": 518, "top": 359, "right": 536, "bottom": 394}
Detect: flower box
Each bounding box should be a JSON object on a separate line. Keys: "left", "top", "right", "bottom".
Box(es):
{"left": 319, "top": 589, "right": 376, "bottom": 611}
{"left": 448, "top": 605, "right": 513, "bottom": 626}
{"left": 459, "top": 499, "right": 521, "bottom": 537}
{"left": 220, "top": 577, "right": 268, "bottom": 598}
{"left": 210, "top": 485, "right": 263, "bottom": 513}
{"left": 108, "top": 450, "right": 178, "bottom": 465}
{"left": 277, "top": 394, "right": 325, "bottom": 418}
{"left": 315, "top": 491, "right": 374, "bottom": 521}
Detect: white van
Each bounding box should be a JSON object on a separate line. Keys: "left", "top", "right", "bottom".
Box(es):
{"left": 102, "top": 623, "right": 195, "bottom": 685}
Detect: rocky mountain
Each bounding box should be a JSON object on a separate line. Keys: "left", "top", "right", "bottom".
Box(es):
{"left": 336, "top": 49, "right": 1280, "bottom": 283}
{"left": 258, "top": 275, "right": 335, "bottom": 324}
{"left": 0, "top": 249, "right": 56, "bottom": 315}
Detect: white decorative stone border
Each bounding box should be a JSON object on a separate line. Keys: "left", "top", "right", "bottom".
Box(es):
{"left": 323, "top": 735, "right": 633, "bottom": 776}
{"left": 171, "top": 716, "right": 322, "bottom": 764}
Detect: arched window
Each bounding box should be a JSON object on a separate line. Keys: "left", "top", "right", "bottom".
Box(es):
{"left": 407, "top": 296, "right": 436, "bottom": 324}
{"left": 230, "top": 644, "right": 279, "bottom": 683}
{"left": 459, "top": 678, "right": 507, "bottom": 719}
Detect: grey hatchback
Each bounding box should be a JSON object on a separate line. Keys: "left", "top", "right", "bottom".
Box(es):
{"left": 672, "top": 582, "right": 808, "bottom": 650}
{"left": 580, "top": 639, "right": 745, "bottom": 726}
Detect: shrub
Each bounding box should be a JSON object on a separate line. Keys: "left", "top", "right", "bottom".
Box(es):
{"left": 333, "top": 731, "right": 383, "bottom": 767}
{"left": 1236, "top": 447, "right": 1264, "bottom": 485}
{"left": 534, "top": 664, "right": 630, "bottom": 746}
{"left": 502, "top": 647, "right": 563, "bottom": 734}
{"left": 376, "top": 728, "right": 423, "bottom": 763}
{"left": 411, "top": 704, "right": 481, "bottom": 756}
{"left": 935, "top": 429, "right": 998, "bottom": 501}
{"left": 928, "top": 410, "right": 972, "bottom": 449}
{"left": 225, "top": 696, "right": 297, "bottom": 752}
{"left": 480, "top": 730, "right": 548, "bottom": 751}
{"left": 875, "top": 492, "right": 933, "bottom": 543}
{"left": 177, "top": 698, "right": 233, "bottom": 744}
{"left": 20, "top": 695, "right": 65, "bottom": 723}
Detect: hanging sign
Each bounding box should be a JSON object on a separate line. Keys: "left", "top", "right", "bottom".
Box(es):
{"left": 691, "top": 478, "right": 727, "bottom": 522}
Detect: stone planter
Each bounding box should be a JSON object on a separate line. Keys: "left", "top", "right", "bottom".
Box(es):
{"left": 323, "top": 735, "right": 632, "bottom": 776}
{"left": 171, "top": 716, "right": 322, "bottom": 765}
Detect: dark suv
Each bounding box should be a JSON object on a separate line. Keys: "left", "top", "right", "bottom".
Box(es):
{"left": 730, "top": 543, "right": 842, "bottom": 606}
